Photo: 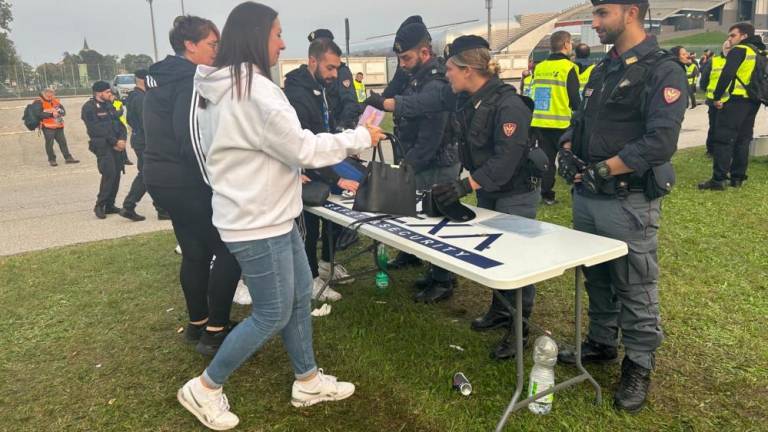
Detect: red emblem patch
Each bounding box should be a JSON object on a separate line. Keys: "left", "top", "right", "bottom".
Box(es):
{"left": 503, "top": 122, "right": 517, "bottom": 137}
{"left": 663, "top": 87, "right": 681, "bottom": 104}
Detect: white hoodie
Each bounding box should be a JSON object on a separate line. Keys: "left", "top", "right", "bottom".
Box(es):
{"left": 190, "top": 64, "right": 371, "bottom": 242}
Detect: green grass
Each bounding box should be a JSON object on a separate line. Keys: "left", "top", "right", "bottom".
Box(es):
{"left": 662, "top": 31, "right": 729, "bottom": 49}
{"left": 1, "top": 148, "right": 767, "bottom": 431}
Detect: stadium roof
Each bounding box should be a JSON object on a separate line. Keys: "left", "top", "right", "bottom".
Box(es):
{"left": 557, "top": 0, "right": 730, "bottom": 25}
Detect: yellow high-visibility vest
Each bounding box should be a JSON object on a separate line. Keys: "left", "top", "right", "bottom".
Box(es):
{"left": 353, "top": 80, "right": 366, "bottom": 103}
{"left": 727, "top": 44, "right": 757, "bottom": 98}
{"left": 685, "top": 63, "right": 698, "bottom": 86}
{"left": 706, "top": 55, "right": 728, "bottom": 102}
{"left": 112, "top": 99, "right": 127, "bottom": 127}
{"left": 578, "top": 63, "right": 595, "bottom": 94}
{"left": 530, "top": 58, "right": 577, "bottom": 129}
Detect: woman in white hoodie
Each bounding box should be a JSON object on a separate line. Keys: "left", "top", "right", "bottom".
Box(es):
{"left": 176, "top": 3, "right": 383, "bottom": 430}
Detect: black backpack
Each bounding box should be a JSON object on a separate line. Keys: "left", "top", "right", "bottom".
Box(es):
{"left": 737, "top": 44, "right": 768, "bottom": 105}
{"left": 22, "top": 100, "right": 41, "bottom": 131}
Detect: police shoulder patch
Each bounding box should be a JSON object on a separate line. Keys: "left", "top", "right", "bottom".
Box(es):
{"left": 502, "top": 122, "right": 517, "bottom": 137}
{"left": 342, "top": 79, "right": 351, "bottom": 88}
{"left": 663, "top": 87, "right": 682, "bottom": 104}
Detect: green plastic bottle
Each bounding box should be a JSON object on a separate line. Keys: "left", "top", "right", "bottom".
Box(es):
{"left": 375, "top": 244, "right": 389, "bottom": 294}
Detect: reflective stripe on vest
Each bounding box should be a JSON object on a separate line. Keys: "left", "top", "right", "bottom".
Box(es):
{"left": 730, "top": 44, "right": 757, "bottom": 98}
{"left": 706, "top": 55, "right": 727, "bottom": 101}
{"left": 521, "top": 75, "right": 533, "bottom": 97}
{"left": 530, "top": 58, "right": 576, "bottom": 129}
{"left": 40, "top": 98, "right": 64, "bottom": 129}
{"left": 578, "top": 64, "right": 595, "bottom": 93}
{"left": 353, "top": 80, "right": 366, "bottom": 103}
{"left": 113, "top": 100, "right": 127, "bottom": 127}
{"left": 685, "top": 63, "right": 697, "bottom": 86}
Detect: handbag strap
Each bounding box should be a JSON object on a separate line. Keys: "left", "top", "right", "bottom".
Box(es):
{"left": 335, "top": 214, "right": 397, "bottom": 250}
{"left": 384, "top": 133, "right": 407, "bottom": 165}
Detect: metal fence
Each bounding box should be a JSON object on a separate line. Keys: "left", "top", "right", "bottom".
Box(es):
{"left": 0, "top": 62, "right": 153, "bottom": 98}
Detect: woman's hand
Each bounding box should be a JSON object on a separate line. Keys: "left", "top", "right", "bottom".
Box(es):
{"left": 365, "top": 119, "right": 385, "bottom": 147}
{"left": 300, "top": 175, "right": 311, "bottom": 184}
{"left": 337, "top": 179, "right": 359, "bottom": 192}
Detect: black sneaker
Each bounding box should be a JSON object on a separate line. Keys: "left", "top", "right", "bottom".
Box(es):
{"left": 64, "top": 157, "right": 80, "bottom": 164}
{"left": 157, "top": 209, "right": 172, "bottom": 220}
{"left": 697, "top": 179, "right": 726, "bottom": 191}
{"left": 490, "top": 322, "right": 529, "bottom": 360}
{"left": 94, "top": 205, "right": 106, "bottom": 220}
{"left": 119, "top": 208, "right": 146, "bottom": 222}
{"left": 413, "top": 280, "right": 453, "bottom": 303}
{"left": 196, "top": 322, "right": 239, "bottom": 356}
{"left": 49, "top": 160, "right": 58, "bottom": 167}
{"left": 558, "top": 338, "right": 618, "bottom": 365}
{"left": 542, "top": 197, "right": 558, "bottom": 206}
{"left": 184, "top": 322, "right": 205, "bottom": 344}
{"left": 388, "top": 252, "right": 422, "bottom": 270}
{"left": 730, "top": 178, "right": 744, "bottom": 188}
{"left": 614, "top": 357, "right": 652, "bottom": 413}
{"left": 105, "top": 205, "right": 121, "bottom": 214}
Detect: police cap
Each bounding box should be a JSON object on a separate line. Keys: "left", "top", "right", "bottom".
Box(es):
{"left": 308, "top": 29, "right": 334, "bottom": 42}
{"left": 393, "top": 15, "right": 430, "bottom": 54}
{"left": 590, "top": 0, "right": 648, "bottom": 4}
{"left": 444, "top": 35, "right": 490, "bottom": 60}
{"left": 92, "top": 81, "right": 110, "bottom": 93}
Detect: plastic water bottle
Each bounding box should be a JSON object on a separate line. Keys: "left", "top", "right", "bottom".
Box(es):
{"left": 375, "top": 244, "right": 389, "bottom": 294}
{"left": 528, "top": 335, "right": 558, "bottom": 415}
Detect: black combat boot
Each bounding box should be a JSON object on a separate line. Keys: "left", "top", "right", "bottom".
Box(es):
{"left": 697, "top": 179, "right": 726, "bottom": 191}
{"left": 157, "top": 209, "right": 172, "bottom": 220}
{"left": 94, "top": 205, "right": 106, "bottom": 220}
{"left": 413, "top": 279, "right": 453, "bottom": 303}
{"left": 105, "top": 204, "right": 121, "bottom": 214}
{"left": 414, "top": 267, "right": 456, "bottom": 290}
{"left": 119, "top": 208, "right": 146, "bottom": 222}
{"left": 614, "top": 356, "right": 652, "bottom": 413}
{"left": 387, "top": 252, "right": 422, "bottom": 270}
{"left": 558, "top": 338, "right": 618, "bottom": 365}
{"left": 196, "top": 321, "right": 239, "bottom": 356}
{"left": 471, "top": 293, "right": 512, "bottom": 332}
{"left": 184, "top": 322, "right": 205, "bottom": 344}
{"left": 730, "top": 176, "right": 746, "bottom": 188}
{"left": 490, "top": 320, "right": 529, "bottom": 360}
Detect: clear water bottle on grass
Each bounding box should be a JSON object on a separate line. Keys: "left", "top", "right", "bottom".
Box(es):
{"left": 528, "top": 335, "right": 558, "bottom": 415}
{"left": 375, "top": 244, "right": 389, "bottom": 294}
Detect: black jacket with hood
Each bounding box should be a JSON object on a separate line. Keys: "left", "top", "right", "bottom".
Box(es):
{"left": 143, "top": 55, "right": 204, "bottom": 188}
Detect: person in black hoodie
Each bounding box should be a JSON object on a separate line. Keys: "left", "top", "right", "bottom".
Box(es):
{"left": 698, "top": 22, "right": 766, "bottom": 190}
{"left": 143, "top": 15, "right": 241, "bottom": 356}
{"left": 284, "top": 35, "right": 359, "bottom": 301}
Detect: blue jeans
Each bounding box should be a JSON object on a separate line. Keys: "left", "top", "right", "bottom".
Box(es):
{"left": 203, "top": 225, "right": 317, "bottom": 386}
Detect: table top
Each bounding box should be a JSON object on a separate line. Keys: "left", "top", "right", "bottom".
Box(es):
{"left": 306, "top": 196, "right": 628, "bottom": 290}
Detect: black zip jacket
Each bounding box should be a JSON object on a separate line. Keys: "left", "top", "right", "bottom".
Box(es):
{"left": 125, "top": 88, "right": 146, "bottom": 150}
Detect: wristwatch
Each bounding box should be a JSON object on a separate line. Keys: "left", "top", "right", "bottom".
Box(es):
{"left": 595, "top": 160, "right": 612, "bottom": 179}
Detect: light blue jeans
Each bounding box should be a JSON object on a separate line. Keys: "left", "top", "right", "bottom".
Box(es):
{"left": 203, "top": 225, "right": 317, "bottom": 387}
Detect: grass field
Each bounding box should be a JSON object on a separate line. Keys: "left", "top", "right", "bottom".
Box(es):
{"left": 661, "top": 31, "right": 729, "bottom": 49}
{"left": 1, "top": 147, "right": 767, "bottom": 431}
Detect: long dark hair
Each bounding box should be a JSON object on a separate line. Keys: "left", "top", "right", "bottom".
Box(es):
{"left": 214, "top": 2, "right": 277, "bottom": 100}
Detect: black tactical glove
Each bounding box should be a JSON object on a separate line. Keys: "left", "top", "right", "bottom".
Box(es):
{"left": 432, "top": 178, "right": 473, "bottom": 207}
{"left": 557, "top": 148, "right": 587, "bottom": 184}
{"left": 364, "top": 93, "right": 386, "bottom": 111}
{"left": 581, "top": 161, "right": 612, "bottom": 194}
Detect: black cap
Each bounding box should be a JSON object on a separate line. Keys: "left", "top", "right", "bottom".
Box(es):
{"left": 591, "top": 0, "right": 648, "bottom": 5}
{"left": 444, "top": 35, "right": 490, "bottom": 59}
{"left": 134, "top": 69, "right": 149, "bottom": 80}
{"left": 308, "top": 29, "right": 334, "bottom": 42}
{"left": 393, "top": 15, "right": 430, "bottom": 54}
{"left": 92, "top": 81, "right": 111, "bottom": 93}
{"left": 435, "top": 199, "right": 476, "bottom": 223}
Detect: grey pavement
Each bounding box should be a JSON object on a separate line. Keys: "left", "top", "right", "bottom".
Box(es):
{"left": 1, "top": 97, "right": 766, "bottom": 256}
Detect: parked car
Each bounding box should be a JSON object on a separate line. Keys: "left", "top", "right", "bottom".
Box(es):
{"left": 112, "top": 74, "right": 136, "bottom": 99}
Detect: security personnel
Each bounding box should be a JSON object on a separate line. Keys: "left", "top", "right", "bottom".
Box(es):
{"left": 699, "top": 42, "right": 730, "bottom": 156}
{"left": 353, "top": 72, "right": 367, "bottom": 103}
{"left": 556, "top": 0, "right": 686, "bottom": 412}
{"left": 82, "top": 80, "right": 128, "bottom": 219}
{"left": 379, "top": 35, "right": 543, "bottom": 359}
{"left": 575, "top": 43, "right": 596, "bottom": 93}
{"left": 530, "top": 30, "right": 580, "bottom": 205}
{"left": 31, "top": 88, "right": 79, "bottom": 166}
{"left": 699, "top": 22, "right": 766, "bottom": 190}
{"left": 308, "top": 29, "right": 362, "bottom": 130}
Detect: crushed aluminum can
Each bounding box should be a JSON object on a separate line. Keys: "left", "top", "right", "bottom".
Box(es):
{"left": 452, "top": 372, "right": 472, "bottom": 396}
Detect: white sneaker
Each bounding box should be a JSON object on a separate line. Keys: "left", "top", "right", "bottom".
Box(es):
{"left": 177, "top": 377, "right": 239, "bottom": 431}
{"left": 291, "top": 369, "right": 356, "bottom": 408}
{"left": 232, "top": 279, "right": 252, "bottom": 305}
{"left": 174, "top": 245, "right": 182, "bottom": 255}
{"left": 318, "top": 261, "right": 355, "bottom": 284}
{"left": 312, "top": 277, "right": 342, "bottom": 302}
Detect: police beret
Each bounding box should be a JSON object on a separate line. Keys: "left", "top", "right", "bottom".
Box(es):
{"left": 444, "top": 35, "right": 490, "bottom": 59}
{"left": 591, "top": 0, "right": 648, "bottom": 5}
{"left": 393, "top": 15, "right": 430, "bottom": 54}
{"left": 134, "top": 69, "right": 149, "bottom": 80}
{"left": 308, "top": 29, "right": 334, "bottom": 42}
{"left": 92, "top": 81, "right": 111, "bottom": 93}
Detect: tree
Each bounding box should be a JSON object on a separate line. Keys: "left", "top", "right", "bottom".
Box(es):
{"left": 0, "top": 0, "right": 16, "bottom": 86}
{"left": 121, "top": 54, "right": 154, "bottom": 73}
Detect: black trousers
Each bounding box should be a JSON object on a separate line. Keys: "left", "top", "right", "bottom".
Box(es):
{"left": 711, "top": 98, "right": 761, "bottom": 182}
{"left": 303, "top": 210, "right": 332, "bottom": 279}
{"left": 147, "top": 184, "right": 241, "bottom": 327}
{"left": 532, "top": 127, "right": 565, "bottom": 201}
{"left": 706, "top": 104, "right": 718, "bottom": 155}
{"left": 90, "top": 146, "right": 123, "bottom": 207}
{"left": 42, "top": 127, "right": 72, "bottom": 162}
{"left": 689, "top": 84, "right": 697, "bottom": 108}
{"left": 122, "top": 148, "right": 157, "bottom": 212}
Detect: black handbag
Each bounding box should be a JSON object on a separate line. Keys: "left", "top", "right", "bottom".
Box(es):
{"left": 302, "top": 180, "right": 330, "bottom": 207}
{"left": 353, "top": 134, "right": 417, "bottom": 217}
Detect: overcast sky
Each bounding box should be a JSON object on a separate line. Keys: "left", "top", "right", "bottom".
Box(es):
{"left": 10, "top": 0, "right": 576, "bottom": 65}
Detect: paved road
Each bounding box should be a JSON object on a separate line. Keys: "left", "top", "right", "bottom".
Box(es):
{"left": 1, "top": 97, "right": 766, "bottom": 256}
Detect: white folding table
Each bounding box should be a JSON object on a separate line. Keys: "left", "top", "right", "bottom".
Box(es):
{"left": 305, "top": 196, "right": 627, "bottom": 430}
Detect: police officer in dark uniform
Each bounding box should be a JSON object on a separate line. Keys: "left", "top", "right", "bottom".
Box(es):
{"left": 308, "top": 29, "right": 362, "bottom": 131}
{"left": 81, "top": 80, "right": 128, "bottom": 220}
{"left": 556, "top": 0, "right": 686, "bottom": 412}
{"left": 375, "top": 16, "right": 462, "bottom": 303}
{"left": 375, "top": 35, "right": 543, "bottom": 359}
